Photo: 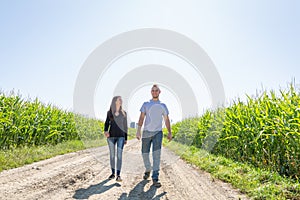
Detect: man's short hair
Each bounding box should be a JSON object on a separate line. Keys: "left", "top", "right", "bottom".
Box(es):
{"left": 152, "top": 84, "right": 160, "bottom": 91}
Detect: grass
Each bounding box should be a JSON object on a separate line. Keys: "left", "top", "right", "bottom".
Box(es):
{"left": 164, "top": 140, "right": 300, "bottom": 200}
{"left": 0, "top": 139, "right": 107, "bottom": 172}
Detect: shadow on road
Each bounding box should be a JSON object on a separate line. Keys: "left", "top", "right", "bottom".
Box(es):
{"left": 73, "top": 179, "right": 121, "bottom": 199}
{"left": 118, "top": 180, "right": 167, "bottom": 200}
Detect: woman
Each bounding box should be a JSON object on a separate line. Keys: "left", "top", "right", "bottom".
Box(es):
{"left": 104, "top": 96, "right": 128, "bottom": 182}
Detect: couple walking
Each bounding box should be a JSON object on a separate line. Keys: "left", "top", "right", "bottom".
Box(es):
{"left": 104, "top": 84, "right": 172, "bottom": 187}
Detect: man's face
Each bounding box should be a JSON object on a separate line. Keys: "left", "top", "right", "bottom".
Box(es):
{"left": 151, "top": 87, "right": 160, "bottom": 98}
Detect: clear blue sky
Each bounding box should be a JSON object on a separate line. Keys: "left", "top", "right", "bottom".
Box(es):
{"left": 1, "top": 1, "right": 299, "bottom": 122}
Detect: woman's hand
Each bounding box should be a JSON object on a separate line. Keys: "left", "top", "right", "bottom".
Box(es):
{"left": 104, "top": 131, "right": 110, "bottom": 138}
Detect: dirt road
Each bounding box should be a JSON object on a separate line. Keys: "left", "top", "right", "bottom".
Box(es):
{"left": 0, "top": 140, "right": 248, "bottom": 200}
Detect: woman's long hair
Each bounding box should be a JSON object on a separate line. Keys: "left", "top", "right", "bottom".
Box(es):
{"left": 108, "top": 96, "right": 126, "bottom": 121}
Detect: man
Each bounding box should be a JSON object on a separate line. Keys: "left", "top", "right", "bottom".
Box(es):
{"left": 136, "top": 84, "right": 172, "bottom": 187}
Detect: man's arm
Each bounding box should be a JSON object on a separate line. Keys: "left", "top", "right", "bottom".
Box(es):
{"left": 163, "top": 115, "right": 172, "bottom": 141}
{"left": 124, "top": 113, "right": 128, "bottom": 144}
{"left": 136, "top": 112, "right": 145, "bottom": 140}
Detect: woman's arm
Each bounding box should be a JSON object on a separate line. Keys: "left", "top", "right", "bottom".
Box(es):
{"left": 104, "top": 112, "right": 110, "bottom": 138}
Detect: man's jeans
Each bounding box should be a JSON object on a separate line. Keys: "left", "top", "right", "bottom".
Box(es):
{"left": 107, "top": 137, "right": 125, "bottom": 176}
{"left": 141, "top": 131, "right": 163, "bottom": 181}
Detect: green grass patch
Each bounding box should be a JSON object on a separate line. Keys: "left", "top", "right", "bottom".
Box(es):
{"left": 0, "top": 139, "right": 107, "bottom": 172}
{"left": 165, "top": 141, "right": 300, "bottom": 200}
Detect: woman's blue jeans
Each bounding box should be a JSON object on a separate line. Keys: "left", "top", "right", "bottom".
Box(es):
{"left": 141, "top": 131, "right": 163, "bottom": 181}
{"left": 107, "top": 137, "right": 125, "bottom": 176}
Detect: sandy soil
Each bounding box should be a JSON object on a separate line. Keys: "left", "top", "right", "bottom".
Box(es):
{"left": 0, "top": 140, "right": 248, "bottom": 200}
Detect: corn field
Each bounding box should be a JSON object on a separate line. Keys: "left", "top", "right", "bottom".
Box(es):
{"left": 0, "top": 91, "right": 104, "bottom": 149}
{"left": 172, "top": 84, "right": 300, "bottom": 179}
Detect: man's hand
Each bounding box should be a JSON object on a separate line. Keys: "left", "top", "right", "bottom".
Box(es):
{"left": 163, "top": 115, "right": 172, "bottom": 142}
{"left": 136, "top": 113, "right": 145, "bottom": 140}
{"left": 136, "top": 130, "right": 141, "bottom": 140}
{"left": 104, "top": 131, "right": 110, "bottom": 138}
{"left": 124, "top": 140, "right": 127, "bottom": 145}
{"left": 167, "top": 132, "right": 172, "bottom": 142}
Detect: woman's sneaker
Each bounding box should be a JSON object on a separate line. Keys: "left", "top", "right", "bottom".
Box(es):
{"left": 116, "top": 176, "right": 122, "bottom": 182}
{"left": 143, "top": 171, "right": 150, "bottom": 180}
{"left": 108, "top": 174, "right": 115, "bottom": 180}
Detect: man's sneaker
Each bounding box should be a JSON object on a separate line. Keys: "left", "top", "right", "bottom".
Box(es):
{"left": 116, "top": 176, "right": 122, "bottom": 182}
{"left": 108, "top": 174, "right": 115, "bottom": 180}
{"left": 143, "top": 171, "right": 150, "bottom": 180}
{"left": 152, "top": 180, "right": 161, "bottom": 188}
